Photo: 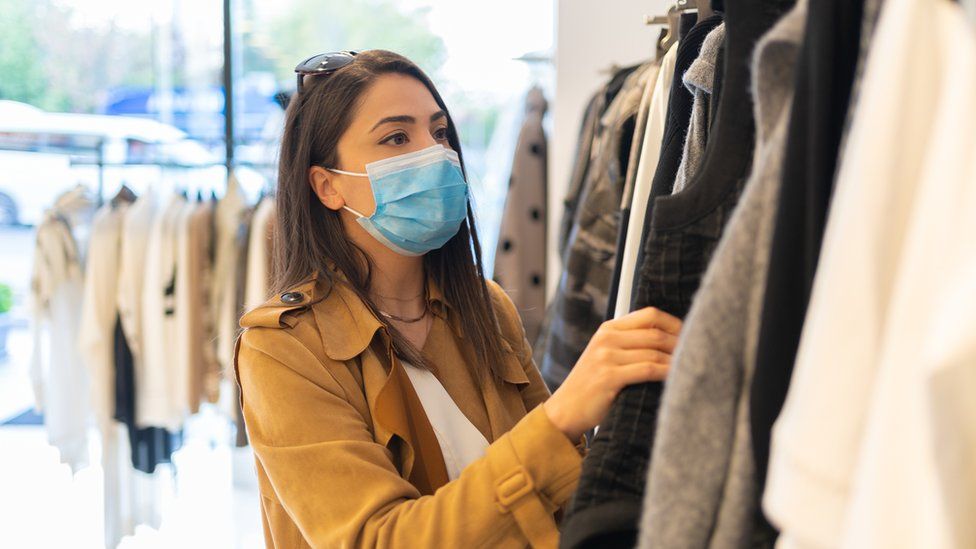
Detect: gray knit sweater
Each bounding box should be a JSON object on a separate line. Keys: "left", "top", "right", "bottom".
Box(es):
{"left": 636, "top": 3, "right": 807, "bottom": 548}
{"left": 672, "top": 23, "right": 727, "bottom": 195}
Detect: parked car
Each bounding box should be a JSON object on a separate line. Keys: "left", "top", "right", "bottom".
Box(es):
{"left": 0, "top": 100, "right": 266, "bottom": 226}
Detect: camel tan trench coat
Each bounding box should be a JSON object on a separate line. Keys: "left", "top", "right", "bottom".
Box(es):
{"left": 234, "top": 266, "right": 586, "bottom": 548}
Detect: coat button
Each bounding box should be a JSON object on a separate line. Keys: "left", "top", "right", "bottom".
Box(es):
{"left": 280, "top": 291, "right": 305, "bottom": 304}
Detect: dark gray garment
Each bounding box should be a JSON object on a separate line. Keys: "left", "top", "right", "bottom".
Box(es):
{"left": 636, "top": 3, "right": 807, "bottom": 549}
{"left": 603, "top": 13, "right": 698, "bottom": 325}
{"left": 557, "top": 92, "right": 604, "bottom": 256}
{"left": 557, "top": 66, "right": 642, "bottom": 255}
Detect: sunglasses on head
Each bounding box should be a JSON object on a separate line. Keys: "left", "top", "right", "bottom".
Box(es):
{"left": 294, "top": 50, "right": 359, "bottom": 93}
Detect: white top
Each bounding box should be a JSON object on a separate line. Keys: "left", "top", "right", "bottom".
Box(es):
{"left": 30, "top": 186, "right": 96, "bottom": 473}
{"left": 402, "top": 361, "right": 490, "bottom": 481}
{"left": 763, "top": 1, "right": 976, "bottom": 547}
{"left": 138, "top": 192, "right": 187, "bottom": 429}
{"left": 117, "top": 187, "right": 158, "bottom": 371}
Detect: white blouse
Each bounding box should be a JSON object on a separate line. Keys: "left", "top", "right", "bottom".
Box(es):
{"left": 402, "top": 361, "right": 490, "bottom": 481}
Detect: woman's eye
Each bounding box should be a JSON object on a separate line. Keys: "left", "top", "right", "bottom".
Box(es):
{"left": 382, "top": 132, "right": 408, "bottom": 146}
{"left": 434, "top": 127, "right": 449, "bottom": 141}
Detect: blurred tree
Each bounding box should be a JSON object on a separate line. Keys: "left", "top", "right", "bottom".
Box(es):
{"left": 241, "top": 0, "right": 279, "bottom": 75}
{"left": 0, "top": 0, "right": 153, "bottom": 113}
{"left": 260, "top": 0, "right": 447, "bottom": 84}
{"left": 0, "top": 0, "right": 47, "bottom": 104}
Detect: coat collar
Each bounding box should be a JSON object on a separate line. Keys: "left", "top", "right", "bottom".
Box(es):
{"left": 313, "top": 266, "right": 529, "bottom": 385}
{"left": 318, "top": 267, "right": 531, "bottom": 387}
{"left": 243, "top": 265, "right": 533, "bottom": 495}
{"left": 250, "top": 264, "right": 531, "bottom": 387}
{"left": 309, "top": 264, "right": 461, "bottom": 362}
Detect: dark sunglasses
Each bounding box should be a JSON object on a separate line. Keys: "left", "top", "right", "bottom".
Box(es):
{"left": 294, "top": 51, "right": 359, "bottom": 93}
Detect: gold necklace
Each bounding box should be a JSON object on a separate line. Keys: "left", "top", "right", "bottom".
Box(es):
{"left": 372, "top": 290, "right": 424, "bottom": 302}
{"left": 378, "top": 303, "right": 429, "bottom": 323}
{"left": 375, "top": 284, "right": 429, "bottom": 323}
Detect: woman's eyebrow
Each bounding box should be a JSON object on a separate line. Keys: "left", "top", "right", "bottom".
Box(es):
{"left": 371, "top": 111, "right": 447, "bottom": 132}
{"left": 371, "top": 115, "right": 415, "bottom": 132}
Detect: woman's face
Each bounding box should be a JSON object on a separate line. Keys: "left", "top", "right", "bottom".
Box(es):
{"left": 309, "top": 72, "right": 453, "bottom": 218}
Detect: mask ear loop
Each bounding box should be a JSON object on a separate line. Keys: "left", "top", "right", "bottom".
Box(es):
{"left": 327, "top": 168, "right": 369, "bottom": 177}
{"left": 342, "top": 204, "right": 368, "bottom": 218}
{"left": 325, "top": 168, "right": 370, "bottom": 217}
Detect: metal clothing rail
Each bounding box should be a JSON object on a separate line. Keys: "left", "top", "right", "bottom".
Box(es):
{"left": 1, "top": 143, "right": 275, "bottom": 207}
{"left": 64, "top": 159, "right": 278, "bottom": 206}
{"left": 66, "top": 160, "right": 277, "bottom": 169}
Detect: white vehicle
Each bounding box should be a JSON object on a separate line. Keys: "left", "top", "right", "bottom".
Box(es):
{"left": 0, "top": 100, "right": 266, "bottom": 226}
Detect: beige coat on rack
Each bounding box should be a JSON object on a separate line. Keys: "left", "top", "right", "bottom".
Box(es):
{"left": 244, "top": 195, "right": 276, "bottom": 312}
{"left": 78, "top": 199, "right": 135, "bottom": 548}
{"left": 211, "top": 173, "right": 248, "bottom": 381}
{"left": 493, "top": 87, "right": 549, "bottom": 343}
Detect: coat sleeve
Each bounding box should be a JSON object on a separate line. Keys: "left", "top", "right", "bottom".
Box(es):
{"left": 236, "top": 327, "right": 583, "bottom": 549}
{"left": 486, "top": 278, "right": 588, "bottom": 508}
{"left": 485, "top": 280, "right": 571, "bottom": 419}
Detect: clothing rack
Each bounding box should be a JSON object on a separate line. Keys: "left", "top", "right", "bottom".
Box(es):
{"left": 66, "top": 160, "right": 276, "bottom": 169}
{"left": 645, "top": 0, "right": 713, "bottom": 58}
{"left": 0, "top": 139, "right": 276, "bottom": 209}
{"left": 66, "top": 159, "right": 276, "bottom": 207}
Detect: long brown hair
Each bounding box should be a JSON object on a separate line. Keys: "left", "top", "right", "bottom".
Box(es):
{"left": 273, "top": 49, "right": 505, "bottom": 382}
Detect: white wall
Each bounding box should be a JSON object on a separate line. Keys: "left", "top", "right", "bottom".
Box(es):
{"left": 547, "top": 0, "right": 672, "bottom": 297}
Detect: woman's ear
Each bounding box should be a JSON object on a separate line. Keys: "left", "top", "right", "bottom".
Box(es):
{"left": 308, "top": 166, "right": 345, "bottom": 211}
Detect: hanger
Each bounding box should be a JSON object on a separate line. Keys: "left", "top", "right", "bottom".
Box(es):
{"left": 111, "top": 183, "right": 137, "bottom": 208}
{"left": 645, "top": 2, "right": 683, "bottom": 58}
{"left": 513, "top": 52, "right": 552, "bottom": 65}
{"left": 694, "top": 0, "right": 713, "bottom": 19}
{"left": 514, "top": 50, "right": 554, "bottom": 91}
{"left": 645, "top": 0, "right": 713, "bottom": 58}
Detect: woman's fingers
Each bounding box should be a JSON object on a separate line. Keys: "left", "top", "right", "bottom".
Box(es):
{"left": 613, "top": 361, "right": 670, "bottom": 386}
{"left": 607, "top": 307, "right": 661, "bottom": 330}
{"left": 611, "top": 348, "right": 672, "bottom": 366}
{"left": 609, "top": 307, "right": 682, "bottom": 335}
{"left": 602, "top": 328, "right": 678, "bottom": 353}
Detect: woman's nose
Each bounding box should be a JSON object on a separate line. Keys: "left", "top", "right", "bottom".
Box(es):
{"left": 416, "top": 134, "right": 440, "bottom": 150}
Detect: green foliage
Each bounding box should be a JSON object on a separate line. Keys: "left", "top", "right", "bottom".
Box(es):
{"left": 0, "top": 0, "right": 154, "bottom": 112}
{"left": 0, "top": 0, "right": 47, "bottom": 103}
{"left": 262, "top": 0, "right": 447, "bottom": 82}
{"left": 0, "top": 0, "right": 445, "bottom": 113}
{"left": 0, "top": 283, "right": 12, "bottom": 315}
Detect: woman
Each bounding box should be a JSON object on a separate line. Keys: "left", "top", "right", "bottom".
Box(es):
{"left": 234, "top": 49, "right": 681, "bottom": 548}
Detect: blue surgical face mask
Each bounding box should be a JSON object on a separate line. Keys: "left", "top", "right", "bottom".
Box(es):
{"left": 327, "top": 144, "right": 469, "bottom": 256}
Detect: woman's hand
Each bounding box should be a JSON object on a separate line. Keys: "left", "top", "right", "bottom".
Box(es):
{"left": 543, "top": 307, "right": 682, "bottom": 441}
